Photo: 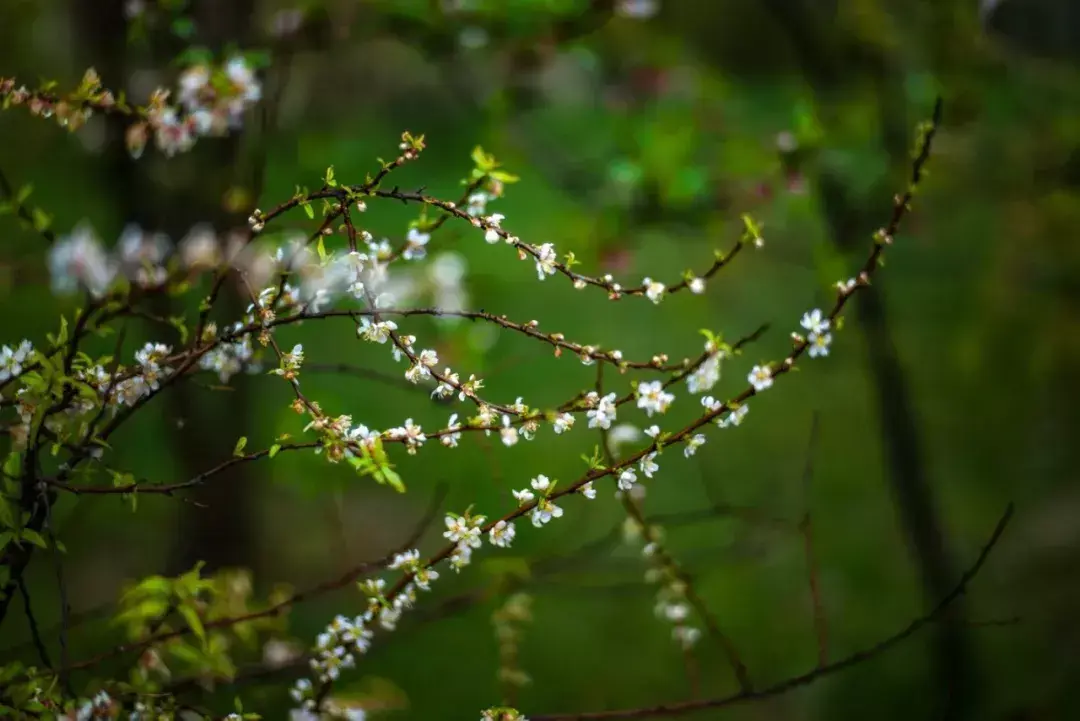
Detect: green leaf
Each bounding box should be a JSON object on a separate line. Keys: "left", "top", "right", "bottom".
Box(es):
{"left": 179, "top": 605, "right": 206, "bottom": 643}
{"left": 2, "top": 452, "right": 20, "bottom": 479}
{"left": 233, "top": 437, "right": 248, "bottom": 457}
{"left": 302, "top": 202, "right": 314, "bottom": 220}
{"left": 19, "top": 529, "right": 47, "bottom": 549}
{"left": 489, "top": 170, "right": 520, "bottom": 184}
{"left": 31, "top": 207, "right": 51, "bottom": 232}
{"left": 121, "top": 575, "right": 171, "bottom": 602}
{"left": 379, "top": 466, "right": 405, "bottom": 493}
{"left": 268, "top": 444, "right": 281, "bottom": 459}
{"left": 171, "top": 16, "right": 195, "bottom": 38}
{"left": 56, "top": 315, "right": 69, "bottom": 346}
{"left": 169, "top": 316, "right": 190, "bottom": 345}
{"left": 0, "top": 532, "right": 13, "bottom": 554}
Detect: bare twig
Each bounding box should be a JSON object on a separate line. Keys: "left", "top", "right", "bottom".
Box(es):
{"left": 529, "top": 503, "right": 1014, "bottom": 720}
{"left": 798, "top": 413, "right": 828, "bottom": 667}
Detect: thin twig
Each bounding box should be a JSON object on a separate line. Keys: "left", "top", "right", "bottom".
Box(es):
{"left": 16, "top": 578, "right": 53, "bottom": 670}
{"left": 798, "top": 412, "right": 828, "bottom": 667}
{"left": 529, "top": 503, "right": 1014, "bottom": 720}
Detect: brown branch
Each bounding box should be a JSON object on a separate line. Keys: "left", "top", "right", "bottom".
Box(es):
{"left": 32, "top": 482, "right": 447, "bottom": 681}
{"left": 528, "top": 503, "right": 1014, "bottom": 720}
{"left": 43, "top": 442, "right": 319, "bottom": 496}
{"left": 798, "top": 413, "right": 828, "bottom": 667}
{"left": 595, "top": 362, "right": 751, "bottom": 693}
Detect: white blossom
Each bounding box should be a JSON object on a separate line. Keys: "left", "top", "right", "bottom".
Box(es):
{"left": 719, "top": 403, "right": 748, "bottom": 428}
{"left": 800, "top": 308, "right": 830, "bottom": 336}
{"left": 359, "top": 318, "right": 397, "bottom": 343}
{"left": 639, "top": 453, "right": 659, "bottom": 478}
{"left": 552, "top": 412, "right": 575, "bottom": 434}
{"left": 0, "top": 341, "right": 33, "bottom": 382}
{"left": 808, "top": 331, "right": 832, "bottom": 358}
{"left": 748, "top": 364, "right": 773, "bottom": 392}
{"left": 643, "top": 277, "right": 665, "bottom": 304}
{"left": 530, "top": 498, "right": 563, "bottom": 527}
{"left": 636, "top": 380, "right": 674, "bottom": 417}
{"left": 683, "top": 434, "right": 706, "bottom": 457}
{"left": 535, "top": 243, "right": 558, "bottom": 280}
{"left": 489, "top": 520, "right": 516, "bottom": 548}
{"left": 483, "top": 213, "right": 505, "bottom": 243}
{"left": 442, "top": 413, "right": 462, "bottom": 448}
{"left": 587, "top": 392, "right": 618, "bottom": 430}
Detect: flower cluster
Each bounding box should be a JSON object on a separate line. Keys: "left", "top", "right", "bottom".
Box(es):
{"left": 0, "top": 340, "right": 33, "bottom": 383}
{"left": 130, "top": 56, "right": 262, "bottom": 157}
{"left": 2, "top": 55, "right": 262, "bottom": 159}
{"left": 800, "top": 308, "right": 833, "bottom": 358}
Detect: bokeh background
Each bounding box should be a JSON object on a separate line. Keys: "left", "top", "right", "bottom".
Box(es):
{"left": 3, "top": 0, "right": 1080, "bottom": 719}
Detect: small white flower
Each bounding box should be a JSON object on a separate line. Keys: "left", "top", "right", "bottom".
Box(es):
{"left": 688, "top": 277, "right": 706, "bottom": 294}
{"left": 639, "top": 453, "right": 659, "bottom": 478}
{"left": 531, "top": 498, "right": 563, "bottom": 527}
{"left": 587, "top": 392, "right": 618, "bottom": 430}
{"left": 359, "top": 318, "right": 397, "bottom": 343}
{"left": 580, "top": 482, "right": 597, "bottom": 499}
{"left": 617, "top": 467, "right": 638, "bottom": 491}
{"left": 389, "top": 549, "right": 420, "bottom": 570}
{"left": 683, "top": 434, "right": 706, "bottom": 457}
{"left": 444, "top": 514, "right": 470, "bottom": 544}
{"left": 644, "top": 425, "right": 661, "bottom": 439}
{"left": 500, "top": 415, "right": 519, "bottom": 447}
{"left": 664, "top": 603, "right": 690, "bottom": 623}
{"left": 466, "top": 191, "right": 489, "bottom": 216}
{"left": 719, "top": 403, "right": 748, "bottom": 428}
{"left": 0, "top": 341, "right": 34, "bottom": 382}
{"left": 531, "top": 474, "right": 552, "bottom": 493}
{"left": 441, "top": 413, "right": 462, "bottom": 448}
{"left": 552, "top": 412, "right": 575, "bottom": 434}
{"left": 636, "top": 380, "right": 674, "bottom": 417}
{"left": 413, "top": 565, "right": 439, "bottom": 591}
{"left": 403, "top": 228, "right": 430, "bottom": 261}
{"left": 418, "top": 349, "right": 439, "bottom": 367}
{"left": 608, "top": 423, "right": 642, "bottom": 453}
{"left": 535, "top": 243, "right": 558, "bottom": 280}
{"left": 687, "top": 353, "right": 721, "bottom": 394}
{"left": 450, "top": 543, "right": 473, "bottom": 572}
{"left": 748, "top": 364, "right": 773, "bottom": 392}
{"left": 673, "top": 625, "right": 702, "bottom": 649}
{"left": 643, "top": 277, "right": 665, "bottom": 304}
{"left": 489, "top": 520, "right": 516, "bottom": 548}
{"left": 800, "top": 309, "right": 830, "bottom": 336}
{"left": 512, "top": 488, "right": 535, "bottom": 505}
{"left": 483, "top": 213, "right": 504, "bottom": 243}
{"left": 808, "top": 331, "right": 832, "bottom": 358}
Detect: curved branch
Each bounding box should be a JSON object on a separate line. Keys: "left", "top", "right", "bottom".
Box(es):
{"left": 529, "top": 503, "right": 1014, "bottom": 720}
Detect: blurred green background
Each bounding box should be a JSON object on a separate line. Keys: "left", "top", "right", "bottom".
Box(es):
{"left": 3, "top": 0, "right": 1080, "bottom": 719}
